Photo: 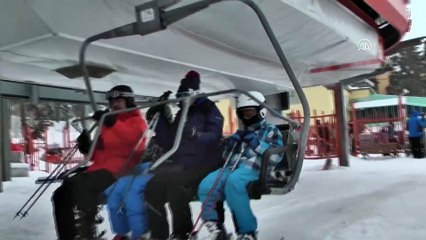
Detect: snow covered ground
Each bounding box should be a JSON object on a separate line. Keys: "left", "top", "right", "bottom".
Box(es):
{"left": 1, "top": 156, "right": 425, "bottom": 240}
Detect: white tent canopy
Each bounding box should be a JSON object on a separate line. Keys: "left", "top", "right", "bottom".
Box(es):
{"left": 0, "top": 0, "right": 382, "bottom": 97}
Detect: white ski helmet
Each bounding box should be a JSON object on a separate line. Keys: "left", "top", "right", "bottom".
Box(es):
{"left": 236, "top": 91, "right": 267, "bottom": 126}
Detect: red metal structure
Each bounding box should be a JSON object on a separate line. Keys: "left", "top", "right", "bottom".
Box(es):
{"left": 338, "top": 0, "right": 411, "bottom": 52}
{"left": 19, "top": 124, "right": 83, "bottom": 172}
{"left": 291, "top": 110, "right": 339, "bottom": 160}
{"left": 350, "top": 96, "right": 407, "bottom": 157}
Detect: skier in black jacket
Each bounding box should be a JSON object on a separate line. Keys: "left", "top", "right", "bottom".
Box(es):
{"left": 144, "top": 70, "right": 224, "bottom": 239}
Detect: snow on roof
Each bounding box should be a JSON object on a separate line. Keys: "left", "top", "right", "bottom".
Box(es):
{"left": 353, "top": 94, "right": 426, "bottom": 109}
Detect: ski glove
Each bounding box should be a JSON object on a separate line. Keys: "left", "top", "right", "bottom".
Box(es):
{"left": 146, "top": 90, "right": 174, "bottom": 123}
{"left": 146, "top": 104, "right": 173, "bottom": 123}
{"left": 183, "top": 125, "right": 200, "bottom": 139}
{"left": 158, "top": 90, "right": 173, "bottom": 101}
{"left": 76, "top": 129, "right": 91, "bottom": 154}
{"left": 91, "top": 109, "right": 109, "bottom": 122}
{"left": 103, "top": 114, "right": 117, "bottom": 127}
{"left": 241, "top": 131, "right": 260, "bottom": 150}
{"left": 92, "top": 109, "right": 117, "bottom": 127}
{"left": 226, "top": 130, "right": 245, "bottom": 148}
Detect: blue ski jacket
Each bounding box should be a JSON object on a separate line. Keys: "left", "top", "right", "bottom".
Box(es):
{"left": 407, "top": 111, "right": 425, "bottom": 138}
{"left": 228, "top": 120, "right": 284, "bottom": 171}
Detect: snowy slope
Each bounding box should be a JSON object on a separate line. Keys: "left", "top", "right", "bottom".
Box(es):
{"left": 1, "top": 156, "right": 425, "bottom": 240}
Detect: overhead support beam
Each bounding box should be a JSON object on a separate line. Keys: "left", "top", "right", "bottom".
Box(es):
{"left": 340, "top": 67, "right": 393, "bottom": 86}
{"left": 364, "top": 0, "right": 411, "bottom": 35}
{"left": 0, "top": 34, "right": 53, "bottom": 51}
{"left": 0, "top": 80, "right": 107, "bottom": 104}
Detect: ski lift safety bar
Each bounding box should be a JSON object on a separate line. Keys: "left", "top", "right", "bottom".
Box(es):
{"left": 65, "top": 93, "right": 193, "bottom": 175}
{"left": 66, "top": 89, "right": 297, "bottom": 174}
{"left": 78, "top": 0, "right": 310, "bottom": 193}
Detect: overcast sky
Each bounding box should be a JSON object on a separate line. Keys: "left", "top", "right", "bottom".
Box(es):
{"left": 403, "top": 0, "right": 426, "bottom": 40}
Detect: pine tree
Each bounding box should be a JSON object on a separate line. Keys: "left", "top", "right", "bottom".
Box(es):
{"left": 11, "top": 101, "right": 78, "bottom": 140}
{"left": 386, "top": 42, "right": 426, "bottom": 96}
{"left": 28, "top": 102, "right": 76, "bottom": 139}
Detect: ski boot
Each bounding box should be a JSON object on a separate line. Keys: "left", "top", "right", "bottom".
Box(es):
{"left": 236, "top": 232, "right": 257, "bottom": 240}
{"left": 112, "top": 235, "right": 130, "bottom": 240}
{"left": 204, "top": 221, "right": 228, "bottom": 240}
{"left": 74, "top": 209, "right": 98, "bottom": 240}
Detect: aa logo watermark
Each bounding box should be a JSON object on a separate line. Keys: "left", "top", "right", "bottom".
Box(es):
{"left": 357, "top": 38, "right": 372, "bottom": 52}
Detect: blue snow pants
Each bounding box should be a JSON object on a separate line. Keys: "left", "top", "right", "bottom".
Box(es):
{"left": 104, "top": 163, "right": 153, "bottom": 240}
{"left": 198, "top": 165, "right": 259, "bottom": 234}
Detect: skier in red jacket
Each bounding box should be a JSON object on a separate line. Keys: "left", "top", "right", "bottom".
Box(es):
{"left": 51, "top": 85, "right": 147, "bottom": 240}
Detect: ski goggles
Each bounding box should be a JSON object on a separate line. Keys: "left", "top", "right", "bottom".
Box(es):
{"left": 236, "top": 107, "right": 257, "bottom": 119}
{"left": 105, "top": 90, "right": 134, "bottom": 100}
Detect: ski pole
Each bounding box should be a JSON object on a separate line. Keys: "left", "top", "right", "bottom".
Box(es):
{"left": 103, "top": 112, "right": 160, "bottom": 209}
{"left": 14, "top": 124, "right": 97, "bottom": 219}
{"left": 33, "top": 147, "right": 78, "bottom": 184}
{"left": 112, "top": 93, "right": 172, "bottom": 209}
{"left": 115, "top": 112, "right": 160, "bottom": 178}
{"left": 14, "top": 145, "right": 78, "bottom": 219}
{"left": 18, "top": 150, "right": 80, "bottom": 219}
{"left": 189, "top": 142, "right": 245, "bottom": 237}
{"left": 192, "top": 143, "right": 245, "bottom": 236}
{"left": 113, "top": 114, "right": 161, "bottom": 212}
{"left": 36, "top": 122, "right": 97, "bottom": 184}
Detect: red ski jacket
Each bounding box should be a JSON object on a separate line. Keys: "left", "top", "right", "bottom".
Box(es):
{"left": 86, "top": 110, "right": 147, "bottom": 175}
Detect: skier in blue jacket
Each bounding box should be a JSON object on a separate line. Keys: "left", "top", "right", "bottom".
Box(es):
{"left": 105, "top": 163, "right": 153, "bottom": 240}
{"left": 407, "top": 110, "right": 425, "bottom": 158}
{"left": 198, "top": 91, "right": 283, "bottom": 240}
{"left": 104, "top": 92, "right": 173, "bottom": 240}
{"left": 105, "top": 142, "right": 168, "bottom": 240}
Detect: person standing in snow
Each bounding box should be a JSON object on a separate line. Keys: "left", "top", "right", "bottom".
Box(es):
{"left": 407, "top": 110, "right": 425, "bottom": 158}
{"left": 198, "top": 91, "right": 283, "bottom": 240}
{"left": 51, "top": 85, "right": 148, "bottom": 240}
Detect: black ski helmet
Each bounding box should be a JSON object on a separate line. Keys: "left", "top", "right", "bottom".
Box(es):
{"left": 105, "top": 85, "right": 136, "bottom": 108}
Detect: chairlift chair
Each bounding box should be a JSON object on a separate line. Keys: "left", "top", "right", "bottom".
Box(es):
{"left": 247, "top": 124, "right": 299, "bottom": 200}
{"left": 31, "top": 0, "right": 311, "bottom": 236}
{"left": 28, "top": 0, "right": 310, "bottom": 221}
{"left": 20, "top": 1, "right": 310, "bottom": 237}
{"left": 75, "top": 0, "right": 310, "bottom": 200}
